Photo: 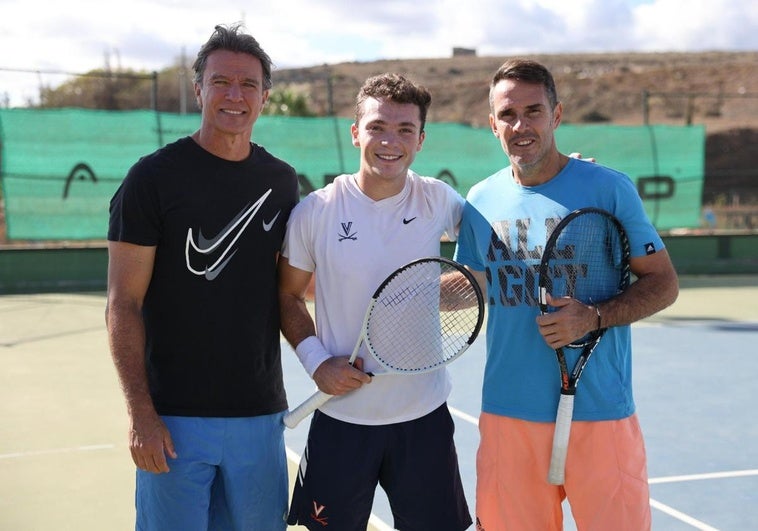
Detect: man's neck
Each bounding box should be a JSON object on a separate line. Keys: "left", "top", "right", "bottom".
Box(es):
{"left": 191, "top": 129, "right": 252, "bottom": 161}
{"left": 353, "top": 171, "right": 408, "bottom": 201}
{"left": 512, "top": 152, "right": 569, "bottom": 187}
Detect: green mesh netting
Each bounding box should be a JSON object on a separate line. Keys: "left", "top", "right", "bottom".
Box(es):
{"left": 0, "top": 108, "right": 704, "bottom": 239}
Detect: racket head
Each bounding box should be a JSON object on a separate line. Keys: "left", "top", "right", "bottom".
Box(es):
{"left": 538, "top": 208, "right": 631, "bottom": 347}
{"left": 363, "top": 257, "right": 484, "bottom": 374}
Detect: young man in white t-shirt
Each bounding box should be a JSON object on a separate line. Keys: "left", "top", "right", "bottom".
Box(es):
{"left": 279, "top": 73, "right": 472, "bottom": 530}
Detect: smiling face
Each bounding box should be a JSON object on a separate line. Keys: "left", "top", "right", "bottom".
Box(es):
{"left": 351, "top": 96, "right": 425, "bottom": 199}
{"left": 489, "top": 78, "right": 563, "bottom": 185}
{"left": 193, "top": 49, "right": 269, "bottom": 158}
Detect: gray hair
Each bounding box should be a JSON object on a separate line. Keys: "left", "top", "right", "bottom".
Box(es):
{"left": 192, "top": 23, "right": 273, "bottom": 90}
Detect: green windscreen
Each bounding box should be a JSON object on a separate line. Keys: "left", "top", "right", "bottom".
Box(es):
{"left": 0, "top": 108, "right": 704, "bottom": 239}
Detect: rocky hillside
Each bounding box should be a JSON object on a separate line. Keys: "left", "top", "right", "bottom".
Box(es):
{"left": 272, "top": 51, "right": 758, "bottom": 130}
{"left": 273, "top": 51, "right": 758, "bottom": 204}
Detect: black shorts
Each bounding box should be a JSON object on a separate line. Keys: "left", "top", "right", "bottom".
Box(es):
{"left": 287, "top": 403, "right": 472, "bottom": 531}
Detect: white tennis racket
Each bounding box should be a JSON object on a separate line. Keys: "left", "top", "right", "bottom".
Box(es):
{"left": 283, "top": 256, "right": 485, "bottom": 429}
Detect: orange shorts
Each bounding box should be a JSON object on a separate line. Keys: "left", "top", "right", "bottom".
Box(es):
{"left": 476, "top": 413, "right": 651, "bottom": 531}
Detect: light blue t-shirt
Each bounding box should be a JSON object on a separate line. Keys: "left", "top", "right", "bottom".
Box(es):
{"left": 454, "top": 158, "right": 664, "bottom": 422}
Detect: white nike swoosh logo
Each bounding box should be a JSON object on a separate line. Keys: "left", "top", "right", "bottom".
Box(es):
{"left": 262, "top": 211, "right": 280, "bottom": 232}
{"left": 185, "top": 189, "right": 272, "bottom": 280}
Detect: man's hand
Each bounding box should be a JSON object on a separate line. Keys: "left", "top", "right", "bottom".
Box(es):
{"left": 312, "top": 356, "right": 372, "bottom": 395}
{"left": 536, "top": 293, "right": 597, "bottom": 349}
{"left": 568, "top": 152, "right": 596, "bottom": 163}
{"left": 128, "top": 411, "right": 177, "bottom": 474}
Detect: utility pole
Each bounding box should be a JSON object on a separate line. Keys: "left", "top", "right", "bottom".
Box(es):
{"left": 179, "top": 46, "right": 188, "bottom": 114}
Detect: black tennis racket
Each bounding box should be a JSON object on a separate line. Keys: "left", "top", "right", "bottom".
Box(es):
{"left": 538, "top": 208, "right": 631, "bottom": 485}
{"left": 283, "top": 256, "right": 485, "bottom": 429}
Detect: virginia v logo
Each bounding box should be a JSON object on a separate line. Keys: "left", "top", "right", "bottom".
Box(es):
{"left": 338, "top": 221, "right": 357, "bottom": 241}
{"left": 185, "top": 189, "right": 276, "bottom": 280}
{"left": 311, "top": 500, "right": 328, "bottom": 526}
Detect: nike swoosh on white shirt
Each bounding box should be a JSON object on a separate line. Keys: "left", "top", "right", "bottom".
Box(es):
{"left": 185, "top": 189, "right": 272, "bottom": 280}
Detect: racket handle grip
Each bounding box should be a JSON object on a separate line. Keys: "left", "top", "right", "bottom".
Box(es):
{"left": 547, "top": 393, "right": 575, "bottom": 485}
{"left": 283, "top": 390, "right": 333, "bottom": 429}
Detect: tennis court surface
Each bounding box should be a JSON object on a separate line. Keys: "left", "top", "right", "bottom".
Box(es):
{"left": 1, "top": 275, "right": 756, "bottom": 530}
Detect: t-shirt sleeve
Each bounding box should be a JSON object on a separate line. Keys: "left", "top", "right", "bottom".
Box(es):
{"left": 612, "top": 175, "right": 666, "bottom": 258}
{"left": 442, "top": 184, "right": 465, "bottom": 242}
{"left": 281, "top": 197, "right": 316, "bottom": 273}
{"left": 453, "top": 200, "right": 485, "bottom": 271}
{"left": 107, "top": 159, "right": 162, "bottom": 246}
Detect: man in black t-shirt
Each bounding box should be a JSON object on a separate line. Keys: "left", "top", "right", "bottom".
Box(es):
{"left": 106, "top": 24, "right": 298, "bottom": 530}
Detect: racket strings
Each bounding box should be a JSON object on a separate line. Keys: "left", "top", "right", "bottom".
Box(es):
{"left": 547, "top": 213, "right": 628, "bottom": 305}
{"left": 366, "top": 262, "right": 480, "bottom": 372}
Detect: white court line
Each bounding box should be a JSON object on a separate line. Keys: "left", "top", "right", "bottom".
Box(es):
{"left": 648, "top": 469, "right": 758, "bottom": 529}
{"left": 649, "top": 499, "right": 719, "bottom": 531}
{"left": 367, "top": 513, "right": 396, "bottom": 531}
{"left": 649, "top": 469, "right": 758, "bottom": 484}
{"left": 449, "top": 405, "right": 479, "bottom": 426}
{"left": 0, "top": 444, "right": 115, "bottom": 459}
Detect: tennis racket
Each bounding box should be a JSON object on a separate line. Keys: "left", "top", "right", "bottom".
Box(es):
{"left": 283, "top": 256, "right": 485, "bottom": 429}
{"left": 538, "top": 208, "right": 631, "bottom": 485}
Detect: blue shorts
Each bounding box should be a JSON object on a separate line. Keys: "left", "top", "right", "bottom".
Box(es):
{"left": 287, "top": 404, "right": 472, "bottom": 531}
{"left": 136, "top": 414, "right": 288, "bottom": 531}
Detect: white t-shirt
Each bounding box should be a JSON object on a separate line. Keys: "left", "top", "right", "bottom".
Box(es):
{"left": 282, "top": 171, "right": 464, "bottom": 425}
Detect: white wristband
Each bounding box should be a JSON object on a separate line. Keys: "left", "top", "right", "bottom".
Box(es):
{"left": 294, "top": 335, "right": 331, "bottom": 377}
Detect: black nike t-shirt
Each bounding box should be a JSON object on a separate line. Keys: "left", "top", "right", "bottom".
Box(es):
{"left": 108, "top": 137, "right": 299, "bottom": 416}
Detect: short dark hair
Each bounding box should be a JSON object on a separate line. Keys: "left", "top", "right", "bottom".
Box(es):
{"left": 489, "top": 59, "right": 559, "bottom": 111}
{"left": 192, "top": 23, "right": 273, "bottom": 90}
{"left": 355, "top": 73, "right": 432, "bottom": 132}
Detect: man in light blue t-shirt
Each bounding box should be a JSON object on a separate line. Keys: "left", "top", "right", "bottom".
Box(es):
{"left": 454, "top": 59, "right": 679, "bottom": 531}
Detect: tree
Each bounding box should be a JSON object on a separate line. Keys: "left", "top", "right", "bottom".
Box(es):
{"left": 263, "top": 88, "right": 314, "bottom": 116}
{"left": 35, "top": 66, "right": 315, "bottom": 117}
{"left": 39, "top": 69, "right": 157, "bottom": 110}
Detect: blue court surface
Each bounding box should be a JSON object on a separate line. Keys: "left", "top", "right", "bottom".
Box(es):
{"left": 0, "top": 278, "right": 755, "bottom": 530}
{"left": 282, "top": 296, "right": 758, "bottom": 530}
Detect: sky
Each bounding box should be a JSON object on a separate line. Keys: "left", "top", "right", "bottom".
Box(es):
{"left": 1, "top": 0, "right": 756, "bottom": 107}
